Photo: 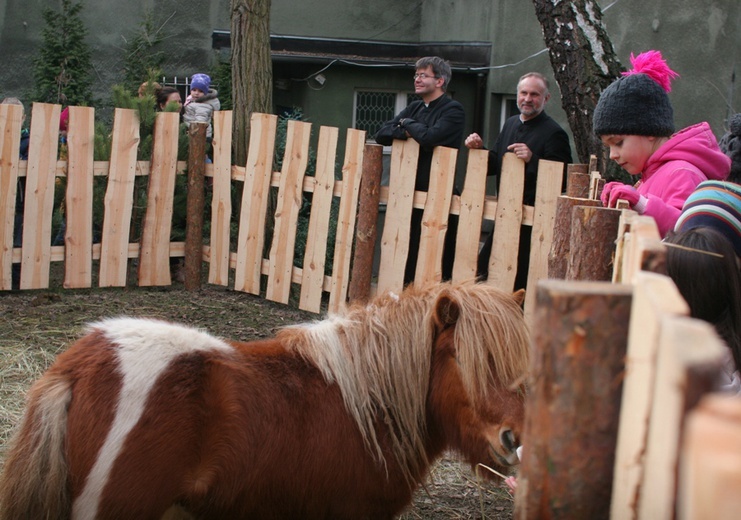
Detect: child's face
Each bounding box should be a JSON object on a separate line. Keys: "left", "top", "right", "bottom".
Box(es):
{"left": 600, "top": 134, "right": 660, "bottom": 175}
{"left": 190, "top": 88, "right": 205, "bottom": 99}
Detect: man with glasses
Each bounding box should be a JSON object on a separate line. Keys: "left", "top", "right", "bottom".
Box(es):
{"left": 375, "top": 56, "right": 465, "bottom": 284}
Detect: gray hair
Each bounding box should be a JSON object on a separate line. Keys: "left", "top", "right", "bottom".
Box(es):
{"left": 518, "top": 72, "right": 550, "bottom": 94}
{"left": 415, "top": 56, "right": 453, "bottom": 91}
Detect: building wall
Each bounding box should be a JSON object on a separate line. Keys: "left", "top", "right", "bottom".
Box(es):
{"left": 270, "top": 0, "right": 418, "bottom": 41}
{"left": 411, "top": 0, "right": 740, "bottom": 155}
{"left": 1, "top": 0, "right": 739, "bottom": 153}
{"left": 0, "top": 0, "right": 233, "bottom": 98}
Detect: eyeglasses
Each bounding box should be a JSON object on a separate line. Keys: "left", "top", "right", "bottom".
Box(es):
{"left": 413, "top": 73, "right": 438, "bottom": 80}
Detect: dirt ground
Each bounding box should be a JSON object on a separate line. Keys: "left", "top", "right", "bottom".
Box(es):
{"left": 0, "top": 283, "right": 515, "bottom": 519}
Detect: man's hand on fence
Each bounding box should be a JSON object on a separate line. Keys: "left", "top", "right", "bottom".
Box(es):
{"left": 601, "top": 182, "right": 647, "bottom": 213}
{"left": 464, "top": 133, "right": 484, "bottom": 149}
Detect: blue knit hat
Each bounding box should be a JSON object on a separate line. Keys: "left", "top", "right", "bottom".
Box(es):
{"left": 190, "top": 73, "right": 211, "bottom": 93}
{"left": 675, "top": 180, "right": 741, "bottom": 257}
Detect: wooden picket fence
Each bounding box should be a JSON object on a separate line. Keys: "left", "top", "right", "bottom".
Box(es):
{"left": 0, "top": 102, "right": 564, "bottom": 318}
{"left": 518, "top": 204, "right": 741, "bottom": 519}
{"left": 610, "top": 213, "right": 736, "bottom": 520}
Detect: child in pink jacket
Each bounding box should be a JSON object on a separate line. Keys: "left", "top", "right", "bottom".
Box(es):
{"left": 594, "top": 50, "right": 730, "bottom": 236}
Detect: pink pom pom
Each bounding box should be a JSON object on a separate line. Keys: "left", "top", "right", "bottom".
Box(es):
{"left": 621, "top": 50, "right": 679, "bottom": 92}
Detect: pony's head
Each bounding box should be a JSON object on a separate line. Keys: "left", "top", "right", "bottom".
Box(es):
{"left": 283, "top": 281, "right": 529, "bottom": 485}
{"left": 428, "top": 283, "right": 528, "bottom": 477}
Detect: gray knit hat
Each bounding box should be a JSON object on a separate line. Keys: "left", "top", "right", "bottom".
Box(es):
{"left": 593, "top": 51, "right": 678, "bottom": 137}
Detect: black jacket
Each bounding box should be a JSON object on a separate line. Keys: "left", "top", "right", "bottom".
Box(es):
{"left": 375, "top": 95, "right": 465, "bottom": 191}
{"left": 487, "top": 111, "right": 572, "bottom": 205}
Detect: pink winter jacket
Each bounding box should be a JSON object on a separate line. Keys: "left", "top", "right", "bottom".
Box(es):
{"left": 637, "top": 122, "right": 730, "bottom": 236}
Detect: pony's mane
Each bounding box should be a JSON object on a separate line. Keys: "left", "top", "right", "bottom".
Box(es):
{"left": 277, "top": 281, "right": 530, "bottom": 485}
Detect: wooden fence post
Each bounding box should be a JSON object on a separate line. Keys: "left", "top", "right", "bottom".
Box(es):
{"left": 0, "top": 103, "right": 24, "bottom": 291}
{"left": 637, "top": 316, "right": 725, "bottom": 520}
{"left": 184, "top": 121, "right": 207, "bottom": 290}
{"left": 548, "top": 196, "right": 601, "bottom": 279}
{"left": 348, "top": 143, "right": 382, "bottom": 303}
{"left": 566, "top": 163, "right": 589, "bottom": 198}
{"left": 565, "top": 205, "right": 623, "bottom": 281}
{"left": 679, "top": 394, "right": 741, "bottom": 520}
{"left": 610, "top": 271, "right": 689, "bottom": 520}
{"left": 516, "top": 280, "right": 632, "bottom": 520}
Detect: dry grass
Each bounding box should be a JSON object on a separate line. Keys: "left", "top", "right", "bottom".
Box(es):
{"left": 0, "top": 284, "right": 514, "bottom": 519}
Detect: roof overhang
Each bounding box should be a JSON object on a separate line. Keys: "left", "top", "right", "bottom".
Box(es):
{"left": 212, "top": 31, "right": 491, "bottom": 73}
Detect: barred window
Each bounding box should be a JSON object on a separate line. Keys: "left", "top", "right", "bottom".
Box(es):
{"left": 354, "top": 91, "right": 397, "bottom": 137}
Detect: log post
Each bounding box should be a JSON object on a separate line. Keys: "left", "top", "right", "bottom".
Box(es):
{"left": 565, "top": 206, "right": 623, "bottom": 281}
{"left": 184, "top": 122, "right": 207, "bottom": 291}
{"left": 515, "top": 280, "right": 632, "bottom": 520}
{"left": 348, "top": 144, "right": 383, "bottom": 303}
{"left": 548, "top": 196, "right": 600, "bottom": 279}
{"left": 566, "top": 163, "right": 589, "bottom": 198}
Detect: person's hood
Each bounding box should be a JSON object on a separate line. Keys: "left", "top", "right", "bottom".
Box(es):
{"left": 646, "top": 122, "right": 731, "bottom": 181}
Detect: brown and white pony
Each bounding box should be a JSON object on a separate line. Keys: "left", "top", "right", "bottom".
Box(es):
{"left": 0, "top": 282, "right": 529, "bottom": 519}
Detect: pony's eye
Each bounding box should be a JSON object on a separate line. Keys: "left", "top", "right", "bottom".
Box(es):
{"left": 500, "top": 428, "right": 517, "bottom": 452}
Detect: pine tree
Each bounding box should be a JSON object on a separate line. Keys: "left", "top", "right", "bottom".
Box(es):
{"left": 33, "top": 0, "right": 94, "bottom": 106}
{"left": 122, "top": 12, "right": 167, "bottom": 94}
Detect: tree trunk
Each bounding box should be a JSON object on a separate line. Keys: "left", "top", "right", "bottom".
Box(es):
{"left": 230, "top": 0, "right": 273, "bottom": 166}
{"left": 530, "top": 0, "right": 624, "bottom": 171}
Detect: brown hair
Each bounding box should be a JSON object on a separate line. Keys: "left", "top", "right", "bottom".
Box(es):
{"left": 155, "top": 86, "right": 181, "bottom": 111}
{"left": 665, "top": 226, "right": 741, "bottom": 371}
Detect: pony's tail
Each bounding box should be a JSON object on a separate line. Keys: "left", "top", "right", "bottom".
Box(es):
{"left": 0, "top": 372, "right": 72, "bottom": 520}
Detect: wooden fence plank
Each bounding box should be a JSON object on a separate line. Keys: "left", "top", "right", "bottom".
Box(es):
{"left": 679, "top": 394, "right": 741, "bottom": 520}
{"left": 234, "top": 113, "right": 277, "bottom": 294}
{"left": 20, "top": 102, "right": 60, "bottom": 290}
{"left": 414, "top": 146, "right": 457, "bottom": 285}
{"left": 299, "top": 125, "right": 338, "bottom": 313}
{"left": 524, "top": 158, "right": 564, "bottom": 322}
{"left": 265, "top": 119, "right": 311, "bottom": 304}
{"left": 138, "top": 112, "right": 180, "bottom": 286}
{"left": 327, "top": 128, "right": 365, "bottom": 313}
{"left": 619, "top": 215, "right": 660, "bottom": 284}
{"left": 376, "top": 139, "right": 419, "bottom": 294}
{"left": 0, "top": 103, "right": 23, "bottom": 290}
{"left": 484, "top": 153, "right": 524, "bottom": 291}
{"left": 638, "top": 316, "right": 726, "bottom": 520}
{"left": 98, "top": 108, "right": 140, "bottom": 287}
{"left": 63, "top": 106, "right": 95, "bottom": 288}
{"left": 208, "top": 110, "right": 233, "bottom": 286}
{"left": 452, "top": 148, "right": 487, "bottom": 282}
{"left": 610, "top": 271, "right": 689, "bottom": 520}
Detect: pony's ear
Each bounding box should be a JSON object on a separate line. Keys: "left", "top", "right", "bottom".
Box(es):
{"left": 433, "top": 292, "right": 461, "bottom": 331}
{"left": 512, "top": 289, "right": 526, "bottom": 306}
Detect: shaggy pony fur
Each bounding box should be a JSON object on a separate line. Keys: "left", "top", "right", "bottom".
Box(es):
{"left": 0, "top": 281, "right": 529, "bottom": 519}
